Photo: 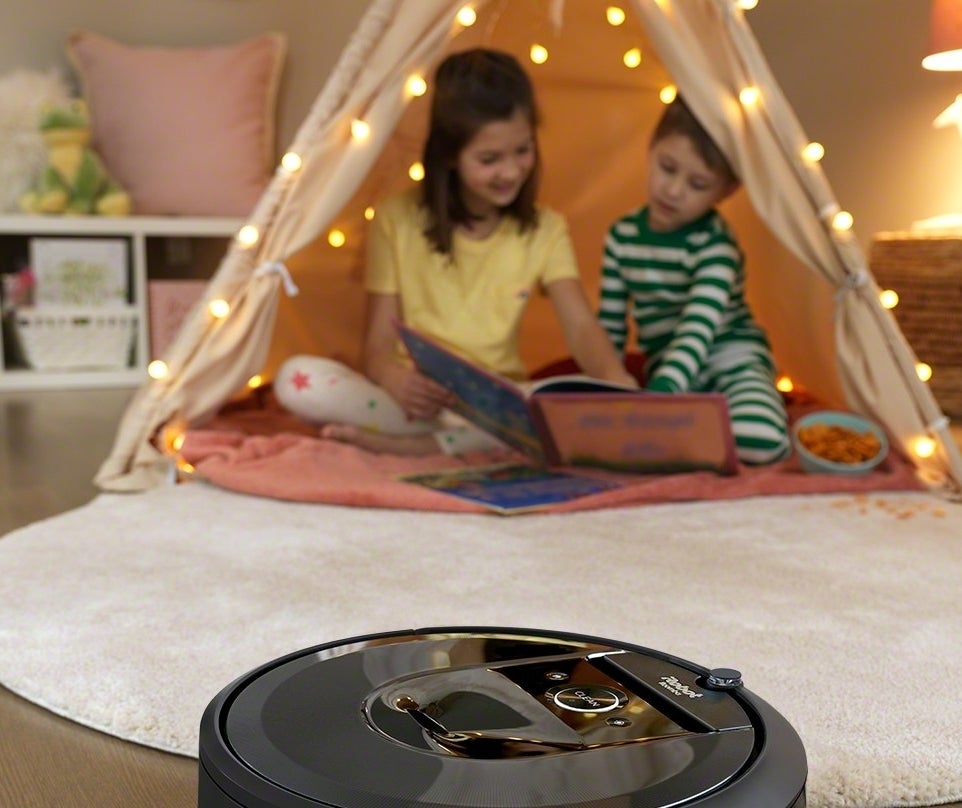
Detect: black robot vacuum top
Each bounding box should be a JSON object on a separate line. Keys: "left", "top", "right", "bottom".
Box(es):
{"left": 199, "top": 626, "right": 806, "bottom": 808}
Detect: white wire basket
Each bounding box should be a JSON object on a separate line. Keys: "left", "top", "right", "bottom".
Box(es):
{"left": 11, "top": 306, "right": 138, "bottom": 370}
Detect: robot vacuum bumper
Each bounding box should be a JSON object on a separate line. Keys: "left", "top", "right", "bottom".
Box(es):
{"left": 198, "top": 627, "right": 806, "bottom": 807}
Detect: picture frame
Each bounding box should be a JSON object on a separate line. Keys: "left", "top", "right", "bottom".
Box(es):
{"left": 29, "top": 237, "right": 130, "bottom": 307}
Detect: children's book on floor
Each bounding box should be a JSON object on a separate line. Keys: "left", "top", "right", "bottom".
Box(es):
{"left": 400, "top": 462, "right": 624, "bottom": 515}
{"left": 396, "top": 322, "right": 738, "bottom": 475}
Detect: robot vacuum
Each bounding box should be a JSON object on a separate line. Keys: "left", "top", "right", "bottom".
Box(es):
{"left": 198, "top": 627, "right": 806, "bottom": 808}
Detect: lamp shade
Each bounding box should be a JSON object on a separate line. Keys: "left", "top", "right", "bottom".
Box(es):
{"left": 923, "top": 0, "right": 962, "bottom": 70}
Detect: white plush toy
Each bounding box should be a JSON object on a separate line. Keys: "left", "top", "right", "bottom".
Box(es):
{"left": 0, "top": 68, "right": 72, "bottom": 213}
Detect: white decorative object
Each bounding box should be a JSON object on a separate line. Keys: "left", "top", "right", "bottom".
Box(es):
{"left": 0, "top": 69, "right": 72, "bottom": 212}
{"left": 11, "top": 305, "right": 138, "bottom": 370}
{"left": 29, "top": 237, "right": 129, "bottom": 307}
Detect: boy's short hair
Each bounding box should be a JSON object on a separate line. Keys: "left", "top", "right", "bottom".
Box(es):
{"left": 652, "top": 96, "right": 737, "bottom": 185}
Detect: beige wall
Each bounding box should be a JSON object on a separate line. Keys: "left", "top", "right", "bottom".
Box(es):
{"left": 1, "top": 0, "right": 958, "bottom": 246}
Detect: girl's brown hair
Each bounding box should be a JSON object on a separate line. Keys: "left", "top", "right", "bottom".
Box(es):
{"left": 421, "top": 48, "right": 541, "bottom": 255}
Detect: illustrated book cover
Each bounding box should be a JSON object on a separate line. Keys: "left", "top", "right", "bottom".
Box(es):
{"left": 396, "top": 322, "right": 738, "bottom": 475}
{"left": 400, "top": 463, "right": 624, "bottom": 515}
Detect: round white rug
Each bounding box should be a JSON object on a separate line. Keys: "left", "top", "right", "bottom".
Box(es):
{"left": 0, "top": 482, "right": 960, "bottom": 808}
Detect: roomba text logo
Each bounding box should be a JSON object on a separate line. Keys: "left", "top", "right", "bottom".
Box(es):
{"left": 658, "top": 675, "right": 703, "bottom": 699}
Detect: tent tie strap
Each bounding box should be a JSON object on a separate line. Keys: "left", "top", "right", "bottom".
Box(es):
{"left": 929, "top": 415, "right": 951, "bottom": 433}
{"left": 835, "top": 267, "right": 870, "bottom": 301}
{"left": 254, "top": 261, "right": 300, "bottom": 297}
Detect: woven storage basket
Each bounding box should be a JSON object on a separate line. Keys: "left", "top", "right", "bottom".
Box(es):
{"left": 11, "top": 306, "right": 138, "bottom": 370}
{"left": 869, "top": 232, "right": 962, "bottom": 417}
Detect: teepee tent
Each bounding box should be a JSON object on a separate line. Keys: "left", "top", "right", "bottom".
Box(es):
{"left": 95, "top": 0, "right": 962, "bottom": 495}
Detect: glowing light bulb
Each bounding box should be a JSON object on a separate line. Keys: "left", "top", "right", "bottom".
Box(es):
{"left": 736, "top": 0, "right": 758, "bottom": 9}
{"left": 530, "top": 44, "right": 548, "bottom": 64}
{"left": 147, "top": 359, "right": 169, "bottom": 380}
{"left": 913, "top": 436, "right": 937, "bottom": 459}
{"left": 623, "top": 47, "right": 642, "bottom": 69}
{"left": 916, "top": 362, "right": 933, "bottom": 382}
{"left": 364, "top": 206, "right": 376, "bottom": 221}
{"left": 659, "top": 85, "right": 677, "bottom": 104}
{"left": 409, "top": 161, "right": 425, "bottom": 182}
{"left": 281, "top": 151, "right": 302, "bottom": 173}
{"left": 351, "top": 118, "right": 371, "bottom": 140}
{"left": 237, "top": 225, "right": 259, "bottom": 247}
{"left": 606, "top": 6, "right": 626, "bottom": 25}
{"left": 802, "top": 142, "right": 825, "bottom": 163}
{"left": 456, "top": 5, "right": 477, "bottom": 26}
{"left": 177, "top": 459, "right": 196, "bottom": 475}
{"left": 328, "top": 229, "right": 346, "bottom": 248}
{"left": 776, "top": 375, "right": 794, "bottom": 394}
{"left": 406, "top": 74, "right": 427, "bottom": 98}
{"left": 171, "top": 432, "right": 186, "bottom": 452}
{"left": 831, "top": 210, "right": 854, "bottom": 232}
{"left": 248, "top": 374, "right": 264, "bottom": 389}
{"left": 878, "top": 289, "right": 899, "bottom": 309}
{"left": 208, "top": 298, "right": 231, "bottom": 319}
{"left": 739, "top": 86, "right": 761, "bottom": 106}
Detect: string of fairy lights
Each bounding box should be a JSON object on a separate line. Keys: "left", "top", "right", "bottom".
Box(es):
{"left": 152, "top": 0, "right": 941, "bottom": 468}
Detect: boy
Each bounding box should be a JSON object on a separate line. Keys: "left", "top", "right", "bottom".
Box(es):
{"left": 598, "top": 96, "right": 789, "bottom": 465}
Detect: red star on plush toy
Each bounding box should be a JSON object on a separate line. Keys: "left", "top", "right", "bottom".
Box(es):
{"left": 290, "top": 370, "right": 311, "bottom": 391}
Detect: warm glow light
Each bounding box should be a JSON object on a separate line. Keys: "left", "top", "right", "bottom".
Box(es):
{"left": 922, "top": 0, "right": 962, "bottom": 70}
{"left": 606, "top": 6, "right": 626, "bottom": 25}
{"left": 736, "top": 0, "right": 759, "bottom": 9}
{"left": 879, "top": 289, "right": 899, "bottom": 309}
{"left": 409, "top": 161, "right": 425, "bottom": 181}
{"left": 916, "top": 362, "right": 933, "bottom": 382}
{"left": 913, "top": 435, "right": 937, "bottom": 459}
{"left": 248, "top": 374, "right": 264, "bottom": 389}
{"left": 775, "top": 375, "right": 794, "bottom": 394}
{"left": 801, "top": 142, "right": 825, "bottom": 162}
{"left": 176, "top": 459, "right": 196, "bottom": 475}
{"left": 406, "top": 74, "right": 428, "bottom": 97}
{"left": 351, "top": 118, "right": 371, "bottom": 140}
{"left": 147, "top": 359, "right": 169, "bottom": 380}
{"left": 328, "top": 229, "right": 347, "bottom": 248}
{"left": 659, "top": 85, "right": 677, "bottom": 104}
{"left": 530, "top": 44, "right": 549, "bottom": 64}
{"left": 456, "top": 5, "right": 477, "bottom": 26}
{"left": 171, "top": 432, "right": 186, "bottom": 452}
{"left": 237, "top": 225, "right": 259, "bottom": 247}
{"left": 623, "top": 47, "right": 642, "bottom": 69}
{"left": 208, "top": 298, "right": 231, "bottom": 319}
{"left": 364, "top": 206, "right": 376, "bottom": 221}
{"left": 831, "top": 210, "right": 854, "bottom": 232}
{"left": 739, "top": 86, "right": 761, "bottom": 106}
{"left": 281, "top": 151, "right": 302, "bottom": 172}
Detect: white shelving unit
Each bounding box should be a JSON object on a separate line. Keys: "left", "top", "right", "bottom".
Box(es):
{"left": 0, "top": 214, "right": 242, "bottom": 391}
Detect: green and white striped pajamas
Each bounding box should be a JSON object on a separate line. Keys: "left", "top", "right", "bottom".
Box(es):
{"left": 598, "top": 207, "right": 790, "bottom": 465}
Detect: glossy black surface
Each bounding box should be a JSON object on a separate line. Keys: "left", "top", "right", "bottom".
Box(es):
{"left": 199, "top": 627, "right": 807, "bottom": 808}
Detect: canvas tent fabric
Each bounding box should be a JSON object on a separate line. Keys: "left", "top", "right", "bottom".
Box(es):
{"left": 94, "top": 0, "right": 962, "bottom": 496}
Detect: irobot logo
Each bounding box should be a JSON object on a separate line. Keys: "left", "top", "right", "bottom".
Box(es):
{"left": 658, "top": 675, "right": 703, "bottom": 699}
{"left": 551, "top": 685, "right": 624, "bottom": 713}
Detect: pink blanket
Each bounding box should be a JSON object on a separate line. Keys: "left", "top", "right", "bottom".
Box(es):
{"left": 180, "top": 393, "right": 923, "bottom": 514}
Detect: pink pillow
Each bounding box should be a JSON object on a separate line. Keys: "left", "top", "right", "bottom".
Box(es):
{"left": 67, "top": 31, "right": 286, "bottom": 217}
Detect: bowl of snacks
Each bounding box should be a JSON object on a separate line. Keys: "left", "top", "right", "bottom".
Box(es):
{"left": 792, "top": 410, "right": 888, "bottom": 476}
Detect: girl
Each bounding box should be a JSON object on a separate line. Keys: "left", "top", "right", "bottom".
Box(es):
{"left": 276, "top": 48, "right": 634, "bottom": 455}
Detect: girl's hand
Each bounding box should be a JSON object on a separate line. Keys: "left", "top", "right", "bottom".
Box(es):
{"left": 382, "top": 364, "right": 454, "bottom": 421}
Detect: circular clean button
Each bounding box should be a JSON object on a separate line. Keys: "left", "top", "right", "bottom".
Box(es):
{"left": 551, "top": 685, "right": 625, "bottom": 713}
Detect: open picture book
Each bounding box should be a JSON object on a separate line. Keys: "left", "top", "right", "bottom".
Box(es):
{"left": 397, "top": 322, "right": 738, "bottom": 475}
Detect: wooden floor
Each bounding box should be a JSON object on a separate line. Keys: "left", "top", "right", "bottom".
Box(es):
{"left": 1, "top": 387, "right": 960, "bottom": 808}
{"left": 0, "top": 388, "right": 197, "bottom": 808}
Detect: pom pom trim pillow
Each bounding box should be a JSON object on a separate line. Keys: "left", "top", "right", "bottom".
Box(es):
{"left": 67, "top": 31, "right": 287, "bottom": 217}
